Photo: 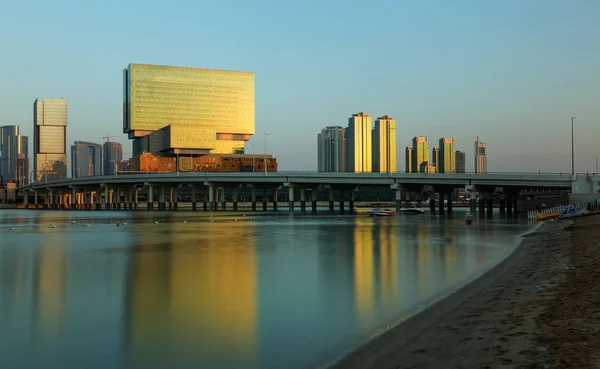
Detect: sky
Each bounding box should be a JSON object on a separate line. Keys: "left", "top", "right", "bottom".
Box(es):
{"left": 1, "top": 0, "right": 599, "bottom": 173}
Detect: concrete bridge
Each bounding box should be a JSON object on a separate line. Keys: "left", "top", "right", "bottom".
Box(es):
{"left": 18, "top": 171, "right": 582, "bottom": 215}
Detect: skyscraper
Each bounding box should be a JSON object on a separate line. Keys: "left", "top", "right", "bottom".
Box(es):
{"left": 439, "top": 137, "right": 456, "bottom": 173}
{"left": 103, "top": 141, "right": 123, "bottom": 175}
{"left": 317, "top": 126, "right": 346, "bottom": 172}
{"left": 411, "top": 137, "right": 429, "bottom": 173}
{"left": 372, "top": 115, "right": 396, "bottom": 173}
{"left": 71, "top": 141, "right": 103, "bottom": 178}
{"left": 432, "top": 148, "right": 440, "bottom": 173}
{"left": 0, "top": 125, "right": 28, "bottom": 184}
{"left": 346, "top": 112, "right": 372, "bottom": 173}
{"left": 456, "top": 151, "right": 466, "bottom": 173}
{"left": 405, "top": 147, "right": 413, "bottom": 173}
{"left": 475, "top": 136, "right": 487, "bottom": 173}
{"left": 33, "top": 98, "right": 67, "bottom": 182}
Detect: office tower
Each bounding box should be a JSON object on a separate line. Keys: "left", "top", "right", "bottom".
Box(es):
{"left": 346, "top": 112, "right": 372, "bottom": 173}
{"left": 71, "top": 141, "right": 102, "bottom": 178}
{"left": 103, "top": 141, "right": 123, "bottom": 175}
{"left": 317, "top": 126, "right": 346, "bottom": 172}
{"left": 411, "top": 137, "right": 428, "bottom": 173}
{"left": 372, "top": 115, "right": 396, "bottom": 173}
{"left": 0, "top": 125, "right": 28, "bottom": 184}
{"left": 432, "top": 148, "right": 440, "bottom": 173}
{"left": 405, "top": 147, "right": 413, "bottom": 173}
{"left": 475, "top": 136, "right": 487, "bottom": 173}
{"left": 439, "top": 137, "right": 456, "bottom": 173}
{"left": 420, "top": 162, "right": 436, "bottom": 173}
{"left": 123, "top": 63, "right": 254, "bottom": 156}
{"left": 33, "top": 98, "right": 67, "bottom": 182}
{"left": 456, "top": 151, "right": 466, "bottom": 173}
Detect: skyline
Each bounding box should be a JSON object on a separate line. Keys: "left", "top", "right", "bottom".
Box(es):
{"left": 1, "top": 0, "right": 599, "bottom": 173}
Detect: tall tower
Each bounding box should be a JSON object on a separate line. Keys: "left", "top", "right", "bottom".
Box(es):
{"left": 346, "top": 112, "right": 372, "bottom": 173}
{"left": 33, "top": 98, "right": 67, "bottom": 182}
{"left": 474, "top": 136, "right": 487, "bottom": 173}
{"left": 372, "top": 115, "right": 396, "bottom": 173}
{"left": 405, "top": 147, "right": 413, "bottom": 173}
{"left": 439, "top": 137, "right": 456, "bottom": 173}
{"left": 317, "top": 126, "right": 346, "bottom": 172}
{"left": 71, "top": 141, "right": 103, "bottom": 178}
{"left": 456, "top": 151, "right": 466, "bottom": 173}
{"left": 432, "top": 148, "right": 440, "bottom": 173}
{"left": 0, "top": 125, "right": 29, "bottom": 184}
{"left": 103, "top": 141, "right": 123, "bottom": 175}
{"left": 411, "top": 137, "right": 428, "bottom": 173}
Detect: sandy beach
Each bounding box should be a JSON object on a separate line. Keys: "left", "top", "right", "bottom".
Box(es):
{"left": 331, "top": 215, "right": 600, "bottom": 369}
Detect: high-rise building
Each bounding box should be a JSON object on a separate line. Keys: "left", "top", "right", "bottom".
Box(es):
{"left": 123, "top": 63, "right": 254, "bottom": 157}
{"left": 372, "top": 115, "right": 396, "bottom": 173}
{"left": 317, "top": 126, "right": 346, "bottom": 172}
{"left": 346, "top": 112, "right": 372, "bottom": 173}
{"left": 420, "top": 162, "right": 436, "bottom": 173}
{"left": 439, "top": 137, "right": 456, "bottom": 173}
{"left": 33, "top": 98, "right": 67, "bottom": 182}
{"left": 0, "top": 125, "right": 28, "bottom": 184}
{"left": 456, "top": 151, "right": 466, "bottom": 173}
{"left": 431, "top": 148, "right": 440, "bottom": 173}
{"left": 475, "top": 136, "right": 487, "bottom": 173}
{"left": 71, "top": 141, "right": 102, "bottom": 178}
{"left": 103, "top": 141, "right": 123, "bottom": 175}
{"left": 411, "top": 137, "right": 428, "bottom": 173}
{"left": 405, "top": 147, "right": 413, "bottom": 173}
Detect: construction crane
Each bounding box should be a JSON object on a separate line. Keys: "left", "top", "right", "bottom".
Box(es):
{"left": 102, "top": 135, "right": 120, "bottom": 143}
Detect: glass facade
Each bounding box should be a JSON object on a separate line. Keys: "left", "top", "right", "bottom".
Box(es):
{"left": 439, "top": 137, "right": 456, "bottom": 173}
{"left": 33, "top": 98, "right": 67, "bottom": 182}
{"left": 317, "top": 126, "right": 346, "bottom": 172}
{"left": 372, "top": 116, "right": 396, "bottom": 173}
{"left": 1, "top": 125, "right": 29, "bottom": 184}
{"left": 346, "top": 113, "right": 372, "bottom": 173}
{"left": 103, "top": 142, "right": 123, "bottom": 175}
{"left": 411, "top": 137, "right": 429, "bottom": 173}
{"left": 123, "top": 64, "right": 254, "bottom": 155}
{"left": 71, "top": 141, "right": 103, "bottom": 178}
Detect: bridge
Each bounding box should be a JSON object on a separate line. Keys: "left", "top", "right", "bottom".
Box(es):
{"left": 17, "top": 171, "right": 584, "bottom": 215}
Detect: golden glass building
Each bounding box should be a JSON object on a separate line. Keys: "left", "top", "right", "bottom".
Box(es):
{"left": 372, "top": 115, "right": 396, "bottom": 173}
{"left": 346, "top": 112, "right": 372, "bottom": 173}
{"left": 33, "top": 98, "right": 68, "bottom": 182}
{"left": 123, "top": 63, "right": 255, "bottom": 156}
{"left": 411, "top": 136, "right": 428, "bottom": 173}
{"left": 439, "top": 137, "right": 456, "bottom": 173}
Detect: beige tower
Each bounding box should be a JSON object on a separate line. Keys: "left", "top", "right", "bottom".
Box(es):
{"left": 411, "top": 137, "right": 428, "bottom": 173}
{"left": 372, "top": 115, "right": 396, "bottom": 173}
{"left": 346, "top": 112, "right": 372, "bottom": 173}
{"left": 33, "top": 98, "right": 68, "bottom": 182}
{"left": 475, "top": 136, "right": 487, "bottom": 173}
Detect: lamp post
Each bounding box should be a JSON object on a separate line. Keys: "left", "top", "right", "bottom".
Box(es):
{"left": 571, "top": 116, "right": 575, "bottom": 176}
{"left": 264, "top": 131, "right": 271, "bottom": 176}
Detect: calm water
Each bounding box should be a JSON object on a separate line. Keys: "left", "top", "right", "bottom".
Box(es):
{"left": 0, "top": 209, "right": 532, "bottom": 369}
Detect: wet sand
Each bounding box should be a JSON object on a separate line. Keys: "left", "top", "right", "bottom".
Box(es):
{"left": 331, "top": 215, "right": 600, "bottom": 369}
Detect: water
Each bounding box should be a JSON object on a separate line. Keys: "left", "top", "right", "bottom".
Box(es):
{"left": 0, "top": 209, "right": 532, "bottom": 369}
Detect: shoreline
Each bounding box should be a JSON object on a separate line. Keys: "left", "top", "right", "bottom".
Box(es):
{"left": 329, "top": 219, "right": 570, "bottom": 369}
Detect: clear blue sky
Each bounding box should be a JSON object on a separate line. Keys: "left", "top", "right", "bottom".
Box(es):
{"left": 1, "top": 0, "right": 599, "bottom": 172}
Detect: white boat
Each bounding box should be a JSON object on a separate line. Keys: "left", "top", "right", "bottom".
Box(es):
{"left": 368, "top": 209, "right": 394, "bottom": 217}
{"left": 400, "top": 202, "right": 425, "bottom": 215}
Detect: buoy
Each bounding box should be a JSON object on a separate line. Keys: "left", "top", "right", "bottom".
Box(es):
{"left": 183, "top": 220, "right": 187, "bottom": 223}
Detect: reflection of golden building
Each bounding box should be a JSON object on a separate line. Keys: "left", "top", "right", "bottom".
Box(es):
{"left": 416, "top": 220, "right": 431, "bottom": 297}
{"left": 353, "top": 217, "right": 375, "bottom": 325}
{"left": 124, "top": 64, "right": 255, "bottom": 157}
{"left": 127, "top": 222, "right": 257, "bottom": 366}
{"left": 378, "top": 221, "right": 399, "bottom": 315}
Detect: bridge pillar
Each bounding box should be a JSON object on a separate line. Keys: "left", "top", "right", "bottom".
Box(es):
{"left": 273, "top": 188, "right": 278, "bottom": 211}
{"left": 232, "top": 188, "right": 239, "bottom": 211}
{"left": 512, "top": 194, "right": 519, "bottom": 216}
{"left": 311, "top": 189, "right": 318, "bottom": 214}
{"left": 159, "top": 187, "right": 166, "bottom": 211}
{"left": 114, "top": 189, "right": 119, "bottom": 210}
{"left": 103, "top": 186, "right": 109, "bottom": 210}
{"left": 506, "top": 193, "right": 513, "bottom": 217}
{"left": 23, "top": 193, "right": 28, "bottom": 208}
{"left": 395, "top": 188, "right": 401, "bottom": 211}
{"left": 447, "top": 190, "right": 453, "bottom": 213}
{"left": 208, "top": 186, "right": 215, "bottom": 211}
{"left": 49, "top": 190, "right": 54, "bottom": 209}
{"left": 251, "top": 188, "right": 256, "bottom": 211}
{"left": 173, "top": 188, "right": 178, "bottom": 210}
{"left": 220, "top": 187, "right": 226, "bottom": 211}
{"left": 288, "top": 186, "right": 294, "bottom": 212}
{"left": 300, "top": 188, "right": 306, "bottom": 212}
{"left": 349, "top": 190, "right": 355, "bottom": 213}
{"left": 429, "top": 198, "right": 435, "bottom": 214}
{"left": 486, "top": 196, "right": 493, "bottom": 216}
{"left": 95, "top": 188, "right": 101, "bottom": 210}
{"left": 339, "top": 190, "right": 345, "bottom": 214}
{"left": 478, "top": 196, "right": 485, "bottom": 217}
{"left": 133, "top": 188, "right": 138, "bottom": 210}
{"left": 499, "top": 198, "right": 506, "bottom": 216}
{"left": 71, "top": 188, "right": 76, "bottom": 210}
{"left": 191, "top": 187, "right": 197, "bottom": 211}
{"left": 262, "top": 189, "right": 268, "bottom": 211}
{"left": 470, "top": 198, "right": 476, "bottom": 211}
{"left": 168, "top": 189, "right": 173, "bottom": 211}
{"left": 328, "top": 189, "right": 334, "bottom": 212}
{"left": 438, "top": 192, "right": 445, "bottom": 214}
{"left": 147, "top": 185, "right": 154, "bottom": 211}
{"left": 202, "top": 192, "right": 208, "bottom": 211}
{"left": 34, "top": 191, "right": 38, "bottom": 209}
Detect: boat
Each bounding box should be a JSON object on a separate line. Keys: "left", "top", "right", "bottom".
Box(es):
{"left": 558, "top": 205, "right": 591, "bottom": 220}
{"left": 399, "top": 201, "right": 425, "bottom": 215}
{"left": 368, "top": 209, "right": 394, "bottom": 217}
{"left": 536, "top": 212, "right": 559, "bottom": 221}
{"left": 466, "top": 214, "right": 473, "bottom": 224}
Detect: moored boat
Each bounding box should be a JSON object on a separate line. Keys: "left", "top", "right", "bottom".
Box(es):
{"left": 368, "top": 209, "right": 394, "bottom": 217}
{"left": 399, "top": 201, "right": 425, "bottom": 215}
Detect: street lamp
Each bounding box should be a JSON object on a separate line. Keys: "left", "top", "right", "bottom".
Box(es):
{"left": 264, "top": 131, "right": 271, "bottom": 176}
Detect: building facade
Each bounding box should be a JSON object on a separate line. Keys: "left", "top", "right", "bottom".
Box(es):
{"left": 346, "top": 112, "right": 372, "bottom": 173}
{"left": 33, "top": 98, "right": 67, "bottom": 182}
{"left": 456, "top": 150, "right": 466, "bottom": 173}
{"left": 0, "top": 125, "right": 28, "bottom": 184}
{"left": 372, "top": 115, "right": 396, "bottom": 173}
{"left": 103, "top": 141, "right": 123, "bottom": 175}
{"left": 123, "top": 63, "right": 255, "bottom": 157}
{"left": 431, "top": 148, "right": 440, "bottom": 173}
{"left": 475, "top": 136, "right": 487, "bottom": 173}
{"left": 411, "top": 136, "right": 429, "bottom": 173}
{"left": 405, "top": 147, "right": 413, "bottom": 173}
{"left": 439, "top": 137, "right": 456, "bottom": 173}
{"left": 317, "top": 126, "right": 346, "bottom": 172}
{"left": 71, "top": 141, "right": 102, "bottom": 178}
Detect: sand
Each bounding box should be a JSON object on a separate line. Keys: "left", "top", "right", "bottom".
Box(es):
{"left": 330, "top": 215, "right": 600, "bottom": 369}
